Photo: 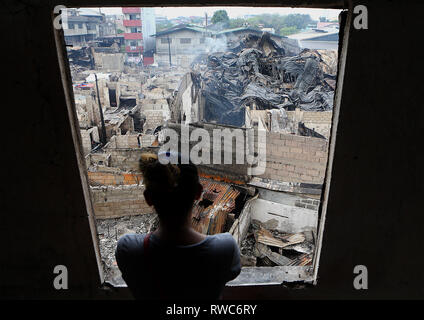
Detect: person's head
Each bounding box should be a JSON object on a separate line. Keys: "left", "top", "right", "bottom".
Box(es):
{"left": 139, "top": 151, "right": 203, "bottom": 226}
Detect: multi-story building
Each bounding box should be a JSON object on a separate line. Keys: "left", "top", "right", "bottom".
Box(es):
{"left": 121, "top": 7, "right": 156, "bottom": 65}
{"left": 63, "top": 8, "right": 105, "bottom": 45}
{"left": 122, "top": 7, "right": 143, "bottom": 64}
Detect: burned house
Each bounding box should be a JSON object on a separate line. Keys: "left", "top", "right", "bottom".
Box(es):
{"left": 153, "top": 24, "right": 214, "bottom": 67}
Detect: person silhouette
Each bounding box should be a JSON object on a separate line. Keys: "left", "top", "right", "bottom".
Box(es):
{"left": 115, "top": 151, "right": 241, "bottom": 300}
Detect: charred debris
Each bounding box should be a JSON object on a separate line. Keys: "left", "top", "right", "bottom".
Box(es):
{"left": 170, "top": 32, "right": 337, "bottom": 137}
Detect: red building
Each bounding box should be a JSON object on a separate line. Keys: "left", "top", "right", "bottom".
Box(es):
{"left": 122, "top": 7, "right": 143, "bottom": 63}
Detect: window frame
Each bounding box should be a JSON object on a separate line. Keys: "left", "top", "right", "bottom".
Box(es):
{"left": 53, "top": 4, "right": 350, "bottom": 289}
{"left": 180, "top": 38, "right": 192, "bottom": 44}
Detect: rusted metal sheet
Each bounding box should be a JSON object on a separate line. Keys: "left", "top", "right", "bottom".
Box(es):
{"left": 256, "top": 227, "right": 287, "bottom": 248}
{"left": 198, "top": 172, "right": 245, "bottom": 185}
{"left": 287, "top": 253, "right": 312, "bottom": 266}
{"left": 191, "top": 178, "right": 240, "bottom": 235}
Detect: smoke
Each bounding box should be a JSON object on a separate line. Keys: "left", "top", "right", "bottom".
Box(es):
{"left": 204, "top": 35, "right": 228, "bottom": 53}
{"left": 189, "top": 34, "right": 228, "bottom": 56}
{"left": 189, "top": 34, "right": 229, "bottom": 68}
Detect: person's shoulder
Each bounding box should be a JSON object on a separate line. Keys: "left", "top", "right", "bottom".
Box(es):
{"left": 116, "top": 233, "right": 145, "bottom": 255}
{"left": 210, "top": 232, "right": 235, "bottom": 242}
{"left": 208, "top": 233, "right": 241, "bottom": 278}
{"left": 208, "top": 232, "right": 238, "bottom": 250}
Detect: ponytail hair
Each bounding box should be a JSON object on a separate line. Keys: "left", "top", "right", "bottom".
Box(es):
{"left": 139, "top": 152, "right": 200, "bottom": 219}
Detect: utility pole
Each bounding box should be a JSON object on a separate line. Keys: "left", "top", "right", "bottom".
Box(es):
{"left": 167, "top": 35, "right": 172, "bottom": 67}
{"left": 95, "top": 73, "right": 107, "bottom": 146}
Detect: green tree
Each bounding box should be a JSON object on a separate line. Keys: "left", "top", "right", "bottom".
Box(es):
{"left": 220, "top": 13, "right": 313, "bottom": 35}
{"left": 156, "top": 21, "right": 174, "bottom": 32}
{"left": 228, "top": 18, "right": 248, "bottom": 29}
{"left": 279, "top": 26, "right": 299, "bottom": 36}
{"left": 283, "top": 14, "right": 313, "bottom": 30}
{"left": 211, "top": 10, "right": 230, "bottom": 25}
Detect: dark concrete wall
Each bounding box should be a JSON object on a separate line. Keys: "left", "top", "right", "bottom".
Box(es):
{"left": 1, "top": 0, "right": 423, "bottom": 299}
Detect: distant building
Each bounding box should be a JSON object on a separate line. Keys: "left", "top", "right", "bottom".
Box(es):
{"left": 288, "top": 28, "right": 339, "bottom": 50}
{"left": 121, "top": 7, "right": 156, "bottom": 65}
{"left": 122, "top": 7, "right": 143, "bottom": 64}
{"left": 153, "top": 24, "right": 213, "bottom": 67}
{"left": 316, "top": 22, "right": 339, "bottom": 29}
{"left": 101, "top": 16, "right": 118, "bottom": 37}
{"left": 155, "top": 15, "right": 168, "bottom": 24}
{"left": 114, "top": 15, "right": 124, "bottom": 32}
{"left": 141, "top": 8, "right": 156, "bottom": 65}
{"left": 63, "top": 8, "right": 105, "bottom": 45}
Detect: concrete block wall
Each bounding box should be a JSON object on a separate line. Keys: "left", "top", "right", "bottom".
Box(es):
{"left": 258, "top": 132, "right": 329, "bottom": 184}
{"left": 87, "top": 171, "right": 142, "bottom": 186}
{"left": 286, "top": 110, "right": 333, "bottom": 139}
{"left": 80, "top": 130, "right": 93, "bottom": 156}
{"left": 119, "top": 116, "right": 135, "bottom": 135}
{"left": 295, "top": 198, "right": 320, "bottom": 211}
{"left": 154, "top": 53, "right": 198, "bottom": 68}
{"left": 144, "top": 110, "right": 166, "bottom": 130}
{"left": 90, "top": 185, "right": 152, "bottom": 218}
{"left": 87, "top": 136, "right": 155, "bottom": 172}
{"left": 86, "top": 153, "right": 111, "bottom": 168}
{"left": 100, "top": 53, "right": 124, "bottom": 72}
{"left": 105, "top": 148, "right": 145, "bottom": 172}
{"left": 104, "top": 116, "right": 135, "bottom": 140}
{"left": 80, "top": 127, "right": 99, "bottom": 156}
{"left": 163, "top": 123, "right": 250, "bottom": 182}
{"left": 107, "top": 135, "right": 140, "bottom": 149}
{"left": 140, "top": 134, "right": 156, "bottom": 147}
{"left": 143, "top": 88, "right": 168, "bottom": 100}
{"left": 141, "top": 100, "right": 169, "bottom": 111}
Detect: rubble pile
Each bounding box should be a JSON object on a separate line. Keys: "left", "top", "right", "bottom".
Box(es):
{"left": 67, "top": 46, "right": 94, "bottom": 69}
{"left": 96, "top": 213, "right": 158, "bottom": 284}
{"left": 185, "top": 32, "right": 337, "bottom": 127}
{"left": 240, "top": 220, "right": 315, "bottom": 267}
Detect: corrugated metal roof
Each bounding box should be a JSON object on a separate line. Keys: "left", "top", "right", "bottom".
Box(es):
{"left": 152, "top": 24, "right": 212, "bottom": 37}
{"left": 216, "top": 27, "right": 286, "bottom": 39}
{"left": 191, "top": 178, "right": 240, "bottom": 235}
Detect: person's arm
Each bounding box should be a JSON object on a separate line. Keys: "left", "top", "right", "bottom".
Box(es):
{"left": 115, "top": 235, "right": 131, "bottom": 280}
{"left": 226, "top": 238, "right": 242, "bottom": 282}
{"left": 115, "top": 234, "right": 144, "bottom": 299}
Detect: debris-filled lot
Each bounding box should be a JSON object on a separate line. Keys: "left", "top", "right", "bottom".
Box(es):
{"left": 96, "top": 213, "right": 158, "bottom": 285}
{"left": 240, "top": 220, "right": 314, "bottom": 267}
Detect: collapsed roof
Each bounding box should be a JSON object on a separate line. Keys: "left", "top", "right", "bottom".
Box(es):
{"left": 172, "top": 32, "right": 337, "bottom": 127}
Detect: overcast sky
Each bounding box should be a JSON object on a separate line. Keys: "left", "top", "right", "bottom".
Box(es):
{"left": 96, "top": 7, "right": 341, "bottom": 20}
